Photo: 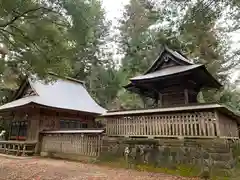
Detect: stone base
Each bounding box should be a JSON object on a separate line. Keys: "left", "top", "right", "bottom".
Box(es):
{"left": 0, "top": 153, "right": 33, "bottom": 159}
{"left": 40, "top": 151, "right": 97, "bottom": 162}
{"left": 101, "top": 137, "right": 236, "bottom": 170}
{"left": 40, "top": 151, "right": 49, "bottom": 157}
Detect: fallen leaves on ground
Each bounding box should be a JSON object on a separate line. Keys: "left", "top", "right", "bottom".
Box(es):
{"left": 0, "top": 156, "right": 199, "bottom": 180}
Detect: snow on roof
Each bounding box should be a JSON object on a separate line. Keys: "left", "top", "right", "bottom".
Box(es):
{"left": 0, "top": 77, "right": 106, "bottom": 114}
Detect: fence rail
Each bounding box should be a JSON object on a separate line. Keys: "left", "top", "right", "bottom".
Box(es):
{"left": 0, "top": 141, "right": 37, "bottom": 156}
{"left": 104, "top": 109, "right": 239, "bottom": 139}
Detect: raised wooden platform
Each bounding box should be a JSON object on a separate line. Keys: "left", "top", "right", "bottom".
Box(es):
{"left": 0, "top": 140, "right": 37, "bottom": 156}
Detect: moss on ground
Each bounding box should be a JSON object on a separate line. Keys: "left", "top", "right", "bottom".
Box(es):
{"left": 95, "top": 156, "right": 239, "bottom": 180}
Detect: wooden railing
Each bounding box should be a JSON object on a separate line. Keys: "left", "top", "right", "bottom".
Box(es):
{"left": 0, "top": 141, "right": 37, "bottom": 156}
{"left": 102, "top": 105, "right": 239, "bottom": 139}
{"left": 41, "top": 132, "right": 102, "bottom": 157}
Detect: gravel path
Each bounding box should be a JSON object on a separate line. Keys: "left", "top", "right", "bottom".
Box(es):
{"left": 0, "top": 156, "right": 199, "bottom": 180}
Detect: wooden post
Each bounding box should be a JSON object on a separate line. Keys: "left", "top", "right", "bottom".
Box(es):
{"left": 159, "top": 93, "right": 163, "bottom": 107}
{"left": 35, "top": 132, "right": 43, "bottom": 155}
{"left": 22, "top": 144, "right": 26, "bottom": 156}
{"left": 184, "top": 89, "right": 189, "bottom": 104}
{"left": 214, "top": 110, "right": 221, "bottom": 137}
{"left": 154, "top": 93, "right": 159, "bottom": 108}
{"left": 6, "top": 143, "right": 8, "bottom": 154}
{"left": 17, "top": 144, "right": 20, "bottom": 156}
{"left": 4, "top": 143, "right": 6, "bottom": 153}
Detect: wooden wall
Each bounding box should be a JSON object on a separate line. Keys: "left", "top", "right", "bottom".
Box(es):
{"left": 218, "top": 112, "right": 239, "bottom": 138}
{"left": 158, "top": 88, "right": 198, "bottom": 107}
{"left": 41, "top": 133, "right": 102, "bottom": 157}
{"left": 38, "top": 108, "right": 95, "bottom": 131}
{"left": 5, "top": 107, "right": 97, "bottom": 142}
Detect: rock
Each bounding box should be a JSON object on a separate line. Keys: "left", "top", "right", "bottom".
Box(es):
{"left": 40, "top": 151, "right": 49, "bottom": 157}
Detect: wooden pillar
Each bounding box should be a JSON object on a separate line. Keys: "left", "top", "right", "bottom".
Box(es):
{"left": 214, "top": 110, "right": 221, "bottom": 137}
{"left": 184, "top": 89, "right": 189, "bottom": 104}
{"left": 158, "top": 93, "right": 163, "bottom": 107}
{"left": 29, "top": 107, "right": 41, "bottom": 154}
{"left": 8, "top": 119, "right": 12, "bottom": 141}
{"left": 154, "top": 93, "right": 159, "bottom": 108}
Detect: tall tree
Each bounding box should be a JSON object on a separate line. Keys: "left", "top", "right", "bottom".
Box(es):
{"left": 0, "top": 0, "right": 115, "bottom": 106}
{"left": 116, "top": 0, "right": 240, "bottom": 109}
{"left": 115, "top": 0, "right": 162, "bottom": 109}
{"left": 119, "top": 0, "right": 161, "bottom": 77}
{"left": 62, "top": 0, "right": 120, "bottom": 108}
{"left": 0, "top": 0, "right": 74, "bottom": 79}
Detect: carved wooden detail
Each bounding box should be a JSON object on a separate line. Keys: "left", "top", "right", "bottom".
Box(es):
{"left": 22, "top": 86, "right": 36, "bottom": 98}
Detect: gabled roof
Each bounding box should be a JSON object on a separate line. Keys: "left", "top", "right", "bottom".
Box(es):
{"left": 0, "top": 75, "right": 106, "bottom": 115}
{"left": 125, "top": 46, "right": 221, "bottom": 87}
{"left": 144, "top": 46, "right": 194, "bottom": 74}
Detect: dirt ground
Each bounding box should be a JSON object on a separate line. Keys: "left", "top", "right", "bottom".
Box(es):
{"left": 0, "top": 156, "right": 198, "bottom": 180}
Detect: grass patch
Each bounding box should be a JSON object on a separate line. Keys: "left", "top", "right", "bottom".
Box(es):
{"left": 135, "top": 164, "right": 200, "bottom": 177}
{"left": 96, "top": 155, "right": 201, "bottom": 177}
{"left": 95, "top": 156, "right": 240, "bottom": 180}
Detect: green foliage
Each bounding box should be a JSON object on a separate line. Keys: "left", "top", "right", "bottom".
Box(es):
{"left": 116, "top": 0, "right": 240, "bottom": 110}
{"left": 0, "top": 0, "right": 119, "bottom": 107}
{"left": 87, "top": 64, "right": 122, "bottom": 108}
{"left": 0, "top": 0, "right": 239, "bottom": 111}
{"left": 0, "top": 0, "right": 73, "bottom": 77}
{"left": 118, "top": 0, "right": 161, "bottom": 77}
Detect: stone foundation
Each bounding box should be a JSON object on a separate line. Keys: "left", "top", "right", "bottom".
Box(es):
{"left": 101, "top": 137, "right": 238, "bottom": 170}
{"left": 40, "top": 151, "right": 97, "bottom": 162}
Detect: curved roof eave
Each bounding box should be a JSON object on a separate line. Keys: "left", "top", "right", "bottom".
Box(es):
{"left": 0, "top": 97, "right": 105, "bottom": 115}
{"left": 130, "top": 64, "right": 203, "bottom": 81}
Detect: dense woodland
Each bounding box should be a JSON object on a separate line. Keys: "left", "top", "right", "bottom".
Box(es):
{"left": 0, "top": 0, "right": 239, "bottom": 112}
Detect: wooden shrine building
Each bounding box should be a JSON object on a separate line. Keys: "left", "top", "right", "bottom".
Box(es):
{"left": 102, "top": 46, "right": 240, "bottom": 139}
{"left": 0, "top": 74, "right": 105, "bottom": 156}
{"left": 125, "top": 46, "right": 221, "bottom": 107}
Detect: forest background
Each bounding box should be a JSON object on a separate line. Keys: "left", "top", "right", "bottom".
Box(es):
{"left": 0, "top": 0, "right": 239, "bottom": 112}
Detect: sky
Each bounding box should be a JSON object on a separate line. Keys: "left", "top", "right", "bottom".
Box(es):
{"left": 102, "top": 0, "right": 129, "bottom": 25}
{"left": 101, "top": 0, "right": 129, "bottom": 64}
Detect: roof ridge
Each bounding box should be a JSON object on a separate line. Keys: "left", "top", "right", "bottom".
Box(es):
{"left": 48, "top": 72, "right": 85, "bottom": 85}
{"left": 164, "top": 46, "right": 194, "bottom": 65}
{"left": 144, "top": 46, "right": 195, "bottom": 75}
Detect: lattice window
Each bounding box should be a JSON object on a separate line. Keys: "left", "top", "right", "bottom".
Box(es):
{"left": 10, "top": 121, "right": 28, "bottom": 140}
{"left": 60, "top": 119, "right": 88, "bottom": 129}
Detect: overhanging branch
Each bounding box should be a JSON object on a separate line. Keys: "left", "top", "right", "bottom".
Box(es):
{"left": 0, "top": 7, "right": 56, "bottom": 28}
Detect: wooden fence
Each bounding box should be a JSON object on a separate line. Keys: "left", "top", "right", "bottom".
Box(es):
{"left": 0, "top": 141, "right": 37, "bottom": 156}
{"left": 103, "top": 108, "right": 239, "bottom": 139}
{"left": 41, "top": 133, "right": 102, "bottom": 157}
